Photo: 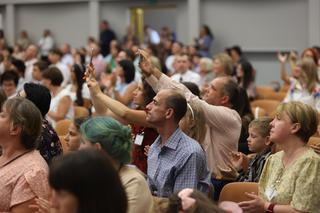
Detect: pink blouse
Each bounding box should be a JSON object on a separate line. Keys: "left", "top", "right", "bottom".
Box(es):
{"left": 0, "top": 150, "right": 50, "bottom": 211}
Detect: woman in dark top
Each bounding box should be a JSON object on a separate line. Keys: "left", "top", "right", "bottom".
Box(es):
{"left": 18, "top": 83, "right": 62, "bottom": 163}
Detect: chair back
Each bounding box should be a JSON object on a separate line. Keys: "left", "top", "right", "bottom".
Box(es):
{"left": 251, "top": 99, "right": 280, "bottom": 117}
{"left": 252, "top": 106, "right": 268, "bottom": 119}
{"left": 55, "top": 119, "right": 72, "bottom": 136}
{"left": 219, "top": 182, "right": 258, "bottom": 203}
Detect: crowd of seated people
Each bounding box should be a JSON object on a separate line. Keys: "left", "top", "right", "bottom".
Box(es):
{"left": 0, "top": 21, "right": 320, "bottom": 213}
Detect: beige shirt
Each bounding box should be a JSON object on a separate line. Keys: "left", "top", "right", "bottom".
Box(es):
{"left": 119, "top": 165, "right": 153, "bottom": 213}
{"left": 0, "top": 150, "right": 50, "bottom": 211}
{"left": 259, "top": 149, "right": 320, "bottom": 212}
{"left": 146, "top": 74, "right": 241, "bottom": 179}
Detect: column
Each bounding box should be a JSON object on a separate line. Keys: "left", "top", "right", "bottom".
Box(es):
{"left": 5, "top": 4, "right": 15, "bottom": 46}
{"left": 308, "top": 0, "right": 320, "bottom": 46}
{"left": 89, "top": 0, "right": 100, "bottom": 40}
{"left": 187, "top": 0, "right": 200, "bottom": 44}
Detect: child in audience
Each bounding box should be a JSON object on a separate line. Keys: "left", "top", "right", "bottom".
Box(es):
{"left": 230, "top": 117, "right": 273, "bottom": 182}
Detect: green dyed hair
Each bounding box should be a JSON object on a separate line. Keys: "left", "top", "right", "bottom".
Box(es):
{"left": 80, "top": 116, "right": 132, "bottom": 164}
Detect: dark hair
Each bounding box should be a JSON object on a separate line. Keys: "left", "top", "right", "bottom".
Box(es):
{"left": 0, "top": 70, "right": 19, "bottom": 86}
{"left": 72, "top": 64, "right": 86, "bottom": 106}
{"left": 49, "top": 149, "right": 128, "bottom": 213}
{"left": 221, "top": 77, "right": 241, "bottom": 113}
{"left": 238, "top": 88, "right": 254, "bottom": 147}
{"left": 4, "top": 97, "right": 42, "bottom": 150}
{"left": 0, "top": 88, "right": 7, "bottom": 111}
{"left": 74, "top": 116, "right": 89, "bottom": 130}
{"left": 182, "top": 81, "right": 200, "bottom": 98}
{"left": 34, "top": 61, "right": 49, "bottom": 72}
{"left": 42, "top": 67, "right": 64, "bottom": 86}
{"left": 49, "top": 48, "right": 63, "bottom": 58}
{"left": 230, "top": 45, "right": 243, "bottom": 57}
{"left": 165, "top": 91, "right": 187, "bottom": 123}
{"left": 123, "top": 48, "right": 135, "bottom": 61}
{"left": 118, "top": 60, "right": 135, "bottom": 84}
{"left": 142, "top": 78, "right": 156, "bottom": 106}
{"left": 11, "top": 58, "right": 26, "bottom": 76}
{"left": 202, "top": 25, "right": 214, "bottom": 40}
{"left": 238, "top": 59, "right": 254, "bottom": 90}
{"left": 23, "top": 83, "right": 51, "bottom": 117}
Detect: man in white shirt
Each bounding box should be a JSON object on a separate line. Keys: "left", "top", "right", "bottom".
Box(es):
{"left": 171, "top": 54, "right": 201, "bottom": 85}
{"left": 38, "top": 29, "right": 54, "bottom": 61}
{"left": 24, "top": 44, "right": 39, "bottom": 82}
{"left": 48, "top": 49, "right": 70, "bottom": 87}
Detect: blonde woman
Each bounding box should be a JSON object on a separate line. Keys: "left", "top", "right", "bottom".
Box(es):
{"left": 179, "top": 101, "right": 207, "bottom": 146}
{"left": 239, "top": 102, "right": 320, "bottom": 212}
{"left": 283, "top": 57, "right": 320, "bottom": 111}
{"left": 198, "top": 57, "right": 214, "bottom": 91}
{"left": 212, "top": 53, "right": 234, "bottom": 77}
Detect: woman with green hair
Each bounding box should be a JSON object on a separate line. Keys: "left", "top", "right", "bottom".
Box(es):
{"left": 80, "top": 116, "right": 154, "bottom": 213}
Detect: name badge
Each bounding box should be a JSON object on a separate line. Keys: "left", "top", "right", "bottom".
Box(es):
{"left": 134, "top": 134, "right": 144, "bottom": 145}
{"left": 265, "top": 186, "right": 277, "bottom": 201}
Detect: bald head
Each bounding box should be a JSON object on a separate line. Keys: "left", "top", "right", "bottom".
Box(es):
{"left": 25, "top": 44, "right": 39, "bottom": 60}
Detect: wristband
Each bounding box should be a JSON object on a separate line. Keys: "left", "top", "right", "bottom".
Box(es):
{"left": 266, "top": 203, "right": 275, "bottom": 213}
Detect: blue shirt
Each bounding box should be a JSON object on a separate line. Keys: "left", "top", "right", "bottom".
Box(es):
{"left": 147, "top": 128, "right": 210, "bottom": 197}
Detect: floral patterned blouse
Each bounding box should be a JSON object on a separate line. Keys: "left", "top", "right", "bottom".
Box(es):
{"left": 37, "top": 119, "right": 63, "bottom": 163}
{"left": 259, "top": 148, "right": 320, "bottom": 212}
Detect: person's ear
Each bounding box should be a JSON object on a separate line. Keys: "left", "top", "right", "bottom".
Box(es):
{"left": 94, "top": 143, "right": 102, "bottom": 150}
{"left": 220, "top": 95, "right": 230, "bottom": 106}
{"left": 291, "top": 123, "right": 301, "bottom": 135}
{"left": 165, "top": 108, "right": 174, "bottom": 120}
{"left": 264, "top": 136, "right": 272, "bottom": 146}
{"left": 9, "top": 123, "right": 21, "bottom": 136}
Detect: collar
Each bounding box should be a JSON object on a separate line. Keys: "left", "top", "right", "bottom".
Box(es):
{"left": 155, "top": 128, "right": 182, "bottom": 151}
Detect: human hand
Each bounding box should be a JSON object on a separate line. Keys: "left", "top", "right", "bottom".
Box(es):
{"left": 277, "top": 52, "right": 287, "bottom": 64}
{"left": 138, "top": 49, "right": 154, "bottom": 77}
{"left": 289, "top": 51, "right": 298, "bottom": 62}
{"left": 230, "top": 151, "right": 244, "bottom": 171}
{"left": 29, "top": 197, "right": 51, "bottom": 213}
{"left": 238, "top": 192, "right": 266, "bottom": 213}
{"left": 310, "top": 144, "right": 320, "bottom": 154}
{"left": 144, "top": 145, "right": 150, "bottom": 156}
{"left": 84, "top": 63, "right": 100, "bottom": 95}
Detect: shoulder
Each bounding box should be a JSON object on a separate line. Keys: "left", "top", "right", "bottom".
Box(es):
{"left": 180, "top": 133, "right": 204, "bottom": 155}
{"left": 119, "top": 165, "right": 148, "bottom": 187}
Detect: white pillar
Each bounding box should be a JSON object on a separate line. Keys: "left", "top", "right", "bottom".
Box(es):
{"left": 187, "top": 0, "right": 200, "bottom": 44}
{"left": 308, "top": 0, "right": 320, "bottom": 46}
{"left": 5, "top": 4, "right": 15, "bottom": 46}
{"left": 89, "top": 0, "right": 100, "bottom": 40}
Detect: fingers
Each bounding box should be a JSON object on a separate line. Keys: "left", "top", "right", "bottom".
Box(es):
{"left": 245, "top": 192, "right": 258, "bottom": 199}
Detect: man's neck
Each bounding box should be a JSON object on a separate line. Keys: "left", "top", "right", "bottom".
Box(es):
{"left": 157, "top": 123, "right": 179, "bottom": 146}
{"left": 179, "top": 69, "right": 188, "bottom": 75}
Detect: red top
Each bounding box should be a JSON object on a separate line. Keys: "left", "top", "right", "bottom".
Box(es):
{"left": 130, "top": 124, "right": 158, "bottom": 173}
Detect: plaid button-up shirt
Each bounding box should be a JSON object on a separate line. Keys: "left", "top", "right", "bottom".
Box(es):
{"left": 147, "top": 128, "right": 210, "bottom": 197}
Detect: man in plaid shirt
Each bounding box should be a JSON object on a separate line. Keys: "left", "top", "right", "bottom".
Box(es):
{"left": 146, "top": 89, "right": 210, "bottom": 197}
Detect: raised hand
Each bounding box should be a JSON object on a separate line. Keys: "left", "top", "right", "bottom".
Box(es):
{"left": 289, "top": 51, "right": 298, "bottom": 62}
{"left": 277, "top": 52, "right": 287, "bottom": 64}
{"left": 84, "top": 63, "right": 100, "bottom": 94}
{"left": 138, "top": 49, "right": 154, "bottom": 76}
